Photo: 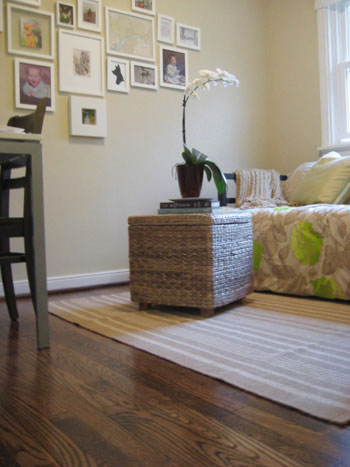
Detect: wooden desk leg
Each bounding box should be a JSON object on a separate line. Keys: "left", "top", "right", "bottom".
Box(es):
{"left": 201, "top": 308, "right": 214, "bottom": 317}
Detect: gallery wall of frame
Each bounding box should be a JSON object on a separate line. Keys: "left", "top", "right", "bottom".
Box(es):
{"left": 4, "top": 0, "right": 201, "bottom": 138}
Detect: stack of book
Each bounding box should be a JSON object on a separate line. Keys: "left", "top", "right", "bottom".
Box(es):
{"left": 158, "top": 198, "right": 221, "bottom": 214}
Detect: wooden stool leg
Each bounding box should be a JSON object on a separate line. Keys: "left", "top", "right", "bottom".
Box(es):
{"left": 201, "top": 308, "right": 214, "bottom": 317}
{"left": 139, "top": 302, "right": 151, "bottom": 310}
{"left": 1, "top": 264, "right": 18, "bottom": 321}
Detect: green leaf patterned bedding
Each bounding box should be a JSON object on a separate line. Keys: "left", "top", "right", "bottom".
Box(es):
{"left": 240, "top": 204, "right": 350, "bottom": 300}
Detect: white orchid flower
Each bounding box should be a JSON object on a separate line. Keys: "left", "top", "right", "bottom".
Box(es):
{"left": 208, "top": 70, "right": 218, "bottom": 80}
{"left": 216, "top": 68, "right": 225, "bottom": 77}
{"left": 199, "top": 69, "right": 211, "bottom": 77}
{"left": 204, "top": 82, "right": 210, "bottom": 91}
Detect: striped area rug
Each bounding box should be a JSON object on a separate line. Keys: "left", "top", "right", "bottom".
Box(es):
{"left": 49, "top": 292, "right": 350, "bottom": 424}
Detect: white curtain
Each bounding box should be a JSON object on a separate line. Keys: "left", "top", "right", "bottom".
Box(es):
{"left": 315, "top": 0, "right": 347, "bottom": 9}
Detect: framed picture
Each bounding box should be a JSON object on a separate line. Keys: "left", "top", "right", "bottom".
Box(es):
{"left": 7, "top": 4, "right": 54, "bottom": 59}
{"left": 105, "top": 8, "right": 155, "bottom": 62}
{"left": 176, "top": 23, "right": 200, "bottom": 51}
{"left": 157, "top": 14, "right": 174, "bottom": 44}
{"left": 77, "top": 0, "right": 101, "bottom": 33}
{"left": 159, "top": 46, "right": 188, "bottom": 90}
{"left": 14, "top": 57, "right": 55, "bottom": 111}
{"left": 70, "top": 96, "right": 107, "bottom": 137}
{"left": 131, "top": 0, "right": 155, "bottom": 16}
{"left": 9, "top": 0, "right": 41, "bottom": 6}
{"left": 107, "top": 57, "right": 129, "bottom": 93}
{"left": 58, "top": 29, "right": 104, "bottom": 96}
{"left": 131, "top": 61, "right": 157, "bottom": 90}
{"left": 56, "top": 2, "right": 75, "bottom": 28}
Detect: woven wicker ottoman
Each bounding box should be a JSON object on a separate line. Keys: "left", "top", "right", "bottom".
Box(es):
{"left": 128, "top": 212, "right": 253, "bottom": 317}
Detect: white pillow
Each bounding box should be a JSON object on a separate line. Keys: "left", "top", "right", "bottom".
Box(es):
{"left": 283, "top": 161, "right": 316, "bottom": 202}
{"left": 316, "top": 151, "right": 342, "bottom": 165}
{"left": 290, "top": 155, "right": 350, "bottom": 204}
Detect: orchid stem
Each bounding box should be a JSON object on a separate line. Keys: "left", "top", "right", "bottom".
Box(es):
{"left": 182, "top": 97, "right": 186, "bottom": 146}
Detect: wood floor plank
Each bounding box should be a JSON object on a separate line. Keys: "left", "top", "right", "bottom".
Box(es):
{"left": 0, "top": 285, "right": 348, "bottom": 466}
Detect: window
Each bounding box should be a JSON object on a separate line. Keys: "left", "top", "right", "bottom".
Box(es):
{"left": 316, "top": 0, "right": 350, "bottom": 147}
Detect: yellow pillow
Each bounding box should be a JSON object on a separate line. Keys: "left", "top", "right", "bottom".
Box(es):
{"left": 290, "top": 155, "right": 350, "bottom": 204}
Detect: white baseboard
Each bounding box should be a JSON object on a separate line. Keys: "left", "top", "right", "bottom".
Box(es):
{"left": 0, "top": 269, "right": 130, "bottom": 297}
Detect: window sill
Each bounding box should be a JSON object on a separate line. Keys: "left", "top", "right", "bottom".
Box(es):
{"left": 318, "top": 143, "right": 350, "bottom": 155}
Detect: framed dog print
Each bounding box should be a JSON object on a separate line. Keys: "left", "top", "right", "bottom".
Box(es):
{"left": 159, "top": 45, "right": 188, "bottom": 90}
{"left": 107, "top": 57, "right": 129, "bottom": 93}
{"left": 15, "top": 57, "right": 55, "bottom": 111}
{"left": 58, "top": 29, "right": 104, "bottom": 96}
{"left": 56, "top": 2, "right": 75, "bottom": 28}
{"left": 157, "top": 14, "right": 174, "bottom": 44}
{"left": 105, "top": 8, "right": 155, "bottom": 62}
{"left": 70, "top": 96, "right": 107, "bottom": 137}
{"left": 131, "top": 0, "right": 155, "bottom": 16}
{"left": 77, "top": 0, "right": 101, "bottom": 32}
{"left": 131, "top": 61, "right": 157, "bottom": 90}
{"left": 176, "top": 23, "right": 200, "bottom": 51}
{"left": 7, "top": 4, "right": 54, "bottom": 59}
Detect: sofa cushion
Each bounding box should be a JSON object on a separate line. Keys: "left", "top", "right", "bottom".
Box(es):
{"left": 289, "top": 153, "right": 350, "bottom": 204}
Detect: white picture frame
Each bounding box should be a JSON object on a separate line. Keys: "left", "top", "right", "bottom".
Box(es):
{"left": 157, "top": 14, "right": 174, "bottom": 44}
{"left": 77, "top": 0, "right": 101, "bottom": 33}
{"left": 15, "top": 57, "right": 55, "bottom": 111}
{"left": 56, "top": 2, "right": 75, "bottom": 29}
{"left": 10, "top": 0, "right": 41, "bottom": 7}
{"left": 107, "top": 57, "right": 129, "bottom": 93}
{"left": 159, "top": 45, "right": 188, "bottom": 90}
{"left": 70, "top": 96, "right": 107, "bottom": 137}
{"left": 176, "top": 23, "right": 200, "bottom": 51}
{"left": 131, "top": 0, "right": 155, "bottom": 16}
{"left": 58, "top": 29, "right": 104, "bottom": 96}
{"left": 7, "top": 4, "right": 54, "bottom": 59}
{"left": 105, "top": 8, "right": 155, "bottom": 62}
{"left": 131, "top": 61, "right": 158, "bottom": 90}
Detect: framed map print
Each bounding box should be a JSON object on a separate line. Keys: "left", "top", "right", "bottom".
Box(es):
{"left": 105, "top": 8, "right": 155, "bottom": 62}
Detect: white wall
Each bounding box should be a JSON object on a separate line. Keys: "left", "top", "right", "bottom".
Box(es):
{"left": 263, "top": 0, "right": 321, "bottom": 173}
{"left": 0, "top": 0, "right": 320, "bottom": 290}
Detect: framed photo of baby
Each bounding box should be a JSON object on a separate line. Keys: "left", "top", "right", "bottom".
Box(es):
{"left": 159, "top": 45, "right": 187, "bottom": 90}
{"left": 15, "top": 57, "right": 55, "bottom": 111}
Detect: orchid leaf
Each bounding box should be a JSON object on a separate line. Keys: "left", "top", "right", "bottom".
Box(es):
{"left": 192, "top": 148, "right": 208, "bottom": 164}
{"left": 182, "top": 145, "right": 195, "bottom": 164}
{"left": 204, "top": 161, "right": 227, "bottom": 194}
{"left": 204, "top": 165, "right": 212, "bottom": 182}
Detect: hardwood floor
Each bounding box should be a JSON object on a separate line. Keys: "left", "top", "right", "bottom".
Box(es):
{"left": 0, "top": 284, "right": 349, "bottom": 466}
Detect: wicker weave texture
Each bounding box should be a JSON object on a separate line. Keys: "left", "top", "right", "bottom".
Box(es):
{"left": 128, "top": 214, "right": 253, "bottom": 310}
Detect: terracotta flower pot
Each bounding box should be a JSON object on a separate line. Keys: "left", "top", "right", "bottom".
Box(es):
{"left": 176, "top": 164, "right": 204, "bottom": 198}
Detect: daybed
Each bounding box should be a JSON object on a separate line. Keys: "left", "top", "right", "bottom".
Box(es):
{"left": 222, "top": 152, "right": 350, "bottom": 301}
